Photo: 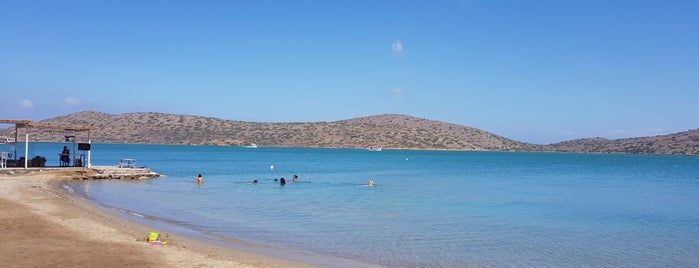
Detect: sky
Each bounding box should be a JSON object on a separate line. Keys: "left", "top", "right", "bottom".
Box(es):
{"left": 1, "top": 0, "right": 697, "bottom": 144}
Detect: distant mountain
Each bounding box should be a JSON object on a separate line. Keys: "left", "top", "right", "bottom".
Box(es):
{"left": 2, "top": 111, "right": 697, "bottom": 155}
{"left": 1, "top": 111, "right": 539, "bottom": 151}
{"left": 547, "top": 129, "right": 699, "bottom": 155}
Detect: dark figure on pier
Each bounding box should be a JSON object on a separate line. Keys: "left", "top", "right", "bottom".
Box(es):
{"left": 60, "top": 146, "right": 70, "bottom": 167}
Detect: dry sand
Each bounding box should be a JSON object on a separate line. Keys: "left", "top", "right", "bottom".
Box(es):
{"left": 0, "top": 169, "right": 319, "bottom": 268}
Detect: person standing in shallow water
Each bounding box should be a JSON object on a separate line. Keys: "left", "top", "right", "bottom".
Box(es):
{"left": 196, "top": 174, "right": 203, "bottom": 186}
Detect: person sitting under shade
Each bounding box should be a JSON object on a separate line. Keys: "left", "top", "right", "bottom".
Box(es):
{"left": 60, "top": 146, "right": 70, "bottom": 167}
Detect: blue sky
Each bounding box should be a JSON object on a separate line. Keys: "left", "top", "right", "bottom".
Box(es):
{"left": 1, "top": 0, "right": 697, "bottom": 144}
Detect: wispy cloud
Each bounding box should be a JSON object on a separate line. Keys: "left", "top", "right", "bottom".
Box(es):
{"left": 391, "top": 40, "right": 404, "bottom": 54}
{"left": 391, "top": 88, "right": 408, "bottom": 102}
{"left": 610, "top": 129, "right": 627, "bottom": 136}
{"left": 20, "top": 99, "right": 33, "bottom": 108}
{"left": 609, "top": 128, "right": 667, "bottom": 139}
{"left": 64, "top": 97, "right": 80, "bottom": 106}
{"left": 645, "top": 128, "right": 665, "bottom": 134}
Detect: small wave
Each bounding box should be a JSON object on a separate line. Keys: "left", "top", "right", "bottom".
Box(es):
{"left": 110, "top": 207, "right": 145, "bottom": 218}
{"left": 62, "top": 184, "right": 75, "bottom": 193}
{"left": 128, "top": 211, "right": 145, "bottom": 218}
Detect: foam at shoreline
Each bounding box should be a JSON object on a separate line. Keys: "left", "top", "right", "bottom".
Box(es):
{"left": 65, "top": 179, "right": 382, "bottom": 268}
{"left": 0, "top": 169, "right": 323, "bottom": 268}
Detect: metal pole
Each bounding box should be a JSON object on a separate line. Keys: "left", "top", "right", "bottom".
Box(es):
{"left": 72, "top": 131, "right": 76, "bottom": 167}
{"left": 14, "top": 126, "right": 18, "bottom": 161}
{"left": 87, "top": 130, "right": 91, "bottom": 168}
{"left": 24, "top": 133, "right": 28, "bottom": 168}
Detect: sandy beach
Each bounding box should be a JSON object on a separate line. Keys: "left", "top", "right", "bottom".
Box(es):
{"left": 0, "top": 169, "right": 318, "bottom": 268}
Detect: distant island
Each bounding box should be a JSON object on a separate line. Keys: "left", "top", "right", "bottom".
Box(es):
{"left": 2, "top": 110, "right": 697, "bottom": 155}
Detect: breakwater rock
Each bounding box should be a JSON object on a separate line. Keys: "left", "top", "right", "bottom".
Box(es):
{"left": 89, "top": 166, "right": 161, "bottom": 180}
{"left": 0, "top": 167, "right": 161, "bottom": 180}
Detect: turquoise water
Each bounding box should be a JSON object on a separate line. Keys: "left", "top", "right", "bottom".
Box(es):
{"left": 20, "top": 143, "right": 699, "bottom": 267}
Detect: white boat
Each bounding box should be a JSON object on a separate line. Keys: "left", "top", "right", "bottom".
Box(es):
{"left": 244, "top": 143, "right": 258, "bottom": 148}
{"left": 0, "top": 136, "right": 12, "bottom": 143}
{"left": 367, "top": 147, "right": 382, "bottom": 152}
{"left": 116, "top": 159, "right": 136, "bottom": 168}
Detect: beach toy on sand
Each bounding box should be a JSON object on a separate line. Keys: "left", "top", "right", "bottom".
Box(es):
{"left": 148, "top": 232, "right": 159, "bottom": 242}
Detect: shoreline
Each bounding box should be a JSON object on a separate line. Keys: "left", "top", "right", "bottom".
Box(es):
{"left": 0, "top": 169, "right": 319, "bottom": 268}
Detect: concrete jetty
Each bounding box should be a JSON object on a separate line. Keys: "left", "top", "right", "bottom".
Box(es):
{"left": 90, "top": 166, "right": 161, "bottom": 180}
{"left": 0, "top": 166, "right": 161, "bottom": 180}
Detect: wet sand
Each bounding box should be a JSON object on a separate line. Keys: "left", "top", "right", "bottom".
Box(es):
{"left": 0, "top": 169, "right": 318, "bottom": 268}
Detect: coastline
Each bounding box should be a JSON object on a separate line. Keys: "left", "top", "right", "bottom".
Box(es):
{"left": 0, "top": 169, "right": 319, "bottom": 268}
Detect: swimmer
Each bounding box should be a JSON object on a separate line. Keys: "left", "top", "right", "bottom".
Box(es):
{"left": 196, "top": 174, "right": 203, "bottom": 186}
{"left": 368, "top": 180, "right": 374, "bottom": 187}
{"left": 253, "top": 179, "right": 258, "bottom": 184}
{"left": 292, "top": 175, "right": 298, "bottom": 182}
{"left": 280, "top": 177, "right": 287, "bottom": 185}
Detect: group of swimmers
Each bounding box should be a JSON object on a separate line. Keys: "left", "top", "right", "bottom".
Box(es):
{"left": 271, "top": 174, "right": 298, "bottom": 185}
{"left": 196, "top": 174, "right": 299, "bottom": 185}
{"left": 197, "top": 174, "right": 374, "bottom": 187}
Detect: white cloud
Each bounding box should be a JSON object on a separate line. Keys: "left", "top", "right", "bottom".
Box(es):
{"left": 64, "top": 97, "right": 80, "bottom": 106}
{"left": 391, "top": 88, "right": 408, "bottom": 102}
{"left": 391, "top": 40, "right": 404, "bottom": 54}
{"left": 645, "top": 128, "right": 665, "bottom": 134}
{"left": 20, "top": 99, "right": 33, "bottom": 108}
{"left": 609, "top": 128, "right": 667, "bottom": 139}
{"left": 610, "top": 129, "right": 627, "bottom": 136}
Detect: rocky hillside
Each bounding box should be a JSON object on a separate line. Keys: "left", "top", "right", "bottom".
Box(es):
{"left": 1, "top": 111, "right": 540, "bottom": 151}
{"left": 3, "top": 111, "right": 697, "bottom": 155}
{"left": 547, "top": 129, "right": 699, "bottom": 155}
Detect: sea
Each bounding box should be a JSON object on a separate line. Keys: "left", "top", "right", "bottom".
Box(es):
{"left": 7, "top": 142, "right": 699, "bottom": 267}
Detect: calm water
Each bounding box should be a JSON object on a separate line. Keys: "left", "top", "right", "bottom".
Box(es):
{"left": 18, "top": 143, "right": 699, "bottom": 267}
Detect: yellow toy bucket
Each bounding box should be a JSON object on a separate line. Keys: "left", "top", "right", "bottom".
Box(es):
{"left": 148, "top": 232, "right": 159, "bottom": 242}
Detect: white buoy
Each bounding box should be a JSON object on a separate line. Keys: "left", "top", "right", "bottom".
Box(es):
{"left": 270, "top": 165, "right": 274, "bottom": 171}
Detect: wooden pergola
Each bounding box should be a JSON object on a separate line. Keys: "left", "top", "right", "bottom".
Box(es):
{"left": 0, "top": 119, "right": 92, "bottom": 168}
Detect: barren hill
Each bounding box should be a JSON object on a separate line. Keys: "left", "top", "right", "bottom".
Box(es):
{"left": 2, "top": 111, "right": 539, "bottom": 151}
{"left": 3, "top": 111, "right": 697, "bottom": 155}
{"left": 547, "top": 129, "right": 699, "bottom": 155}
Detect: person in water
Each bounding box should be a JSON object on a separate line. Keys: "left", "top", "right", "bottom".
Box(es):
{"left": 368, "top": 180, "right": 374, "bottom": 187}
{"left": 196, "top": 174, "right": 203, "bottom": 185}
{"left": 280, "top": 177, "right": 286, "bottom": 185}
{"left": 292, "top": 175, "right": 298, "bottom": 182}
